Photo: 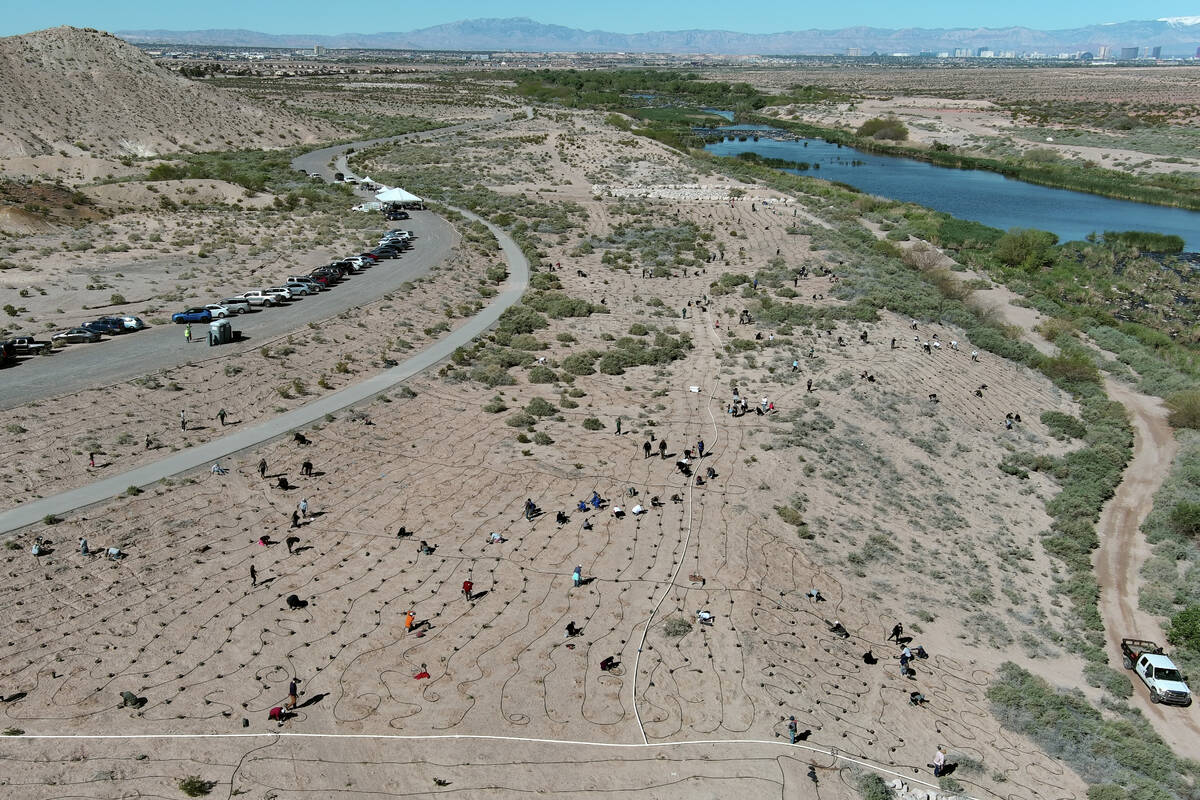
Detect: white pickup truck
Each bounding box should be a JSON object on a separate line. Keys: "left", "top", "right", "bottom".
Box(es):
{"left": 1121, "top": 638, "right": 1193, "bottom": 706}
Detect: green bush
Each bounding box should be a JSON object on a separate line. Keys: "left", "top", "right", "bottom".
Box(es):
{"left": 1169, "top": 502, "right": 1200, "bottom": 539}
{"left": 1166, "top": 391, "right": 1200, "bottom": 429}
{"left": 532, "top": 431, "right": 554, "bottom": 445}
{"left": 497, "top": 305, "right": 549, "bottom": 334}
{"left": 664, "top": 617, "right": 693, "bottom": 637}
{"left": 988, "top": 662, "right": 1199, "bottom": 797}
{"left": 562, "top": 351, "right": 600, "bottom": 376}
{"left": 1167, "top": 606, "right": 1200, "bottom": 652}
{"left": 582, "top": 417, "right": 604, "bottom": 431}
{"left": 855, "top": 772, "right": 892, "bottom": 800}
{"left": 526, "top": 397, "right": 557, "bottom": 417}
{"left": 482, "top": 395, "right": 508, "bottom": 413}
{"left": 470, "top": 364, "right": 515, "bottom": 387}
{"left": 1042, "top": 410, "right": 1088, "bottom": 440}
{"left": 994, "top": 228, "right": 1059, "bottom": 270}
{"left": 506, "top": 411, "right": 535, "bottom": 428}
{"left": 629, "top": 322, "right": 650, "bottom": 336}
{"left": 528, "top": 365, "right": 558, "bottom": 383}
{"left": 178, "top": 776, "right": 214, "bottom": 797}
{"left": 856, "top": 116, "right": 909, "bottom": 141}
{"left": 485, "top": 265, "right": 508, "bottom": 283}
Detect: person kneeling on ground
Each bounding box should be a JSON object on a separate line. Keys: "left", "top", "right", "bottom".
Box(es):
{"left": 565, "top": 621, "right": 582, "bottom": 637}
{"left": 828, "top": 619, "right": 848, "bottom": 638}
{"left": 556, "top": 511, "right": 569, "bottom": 525}
{"left": 696, "top": 609, "right": 714, "bottom": 626}
{"left": 600, "top": 656, "right": 619, "bottom": 672}
{"left": 418, "top": 540, "right": 435, "bottom": 555}
{"left": 910, "top": 691, "right": 927, "bottom": 706}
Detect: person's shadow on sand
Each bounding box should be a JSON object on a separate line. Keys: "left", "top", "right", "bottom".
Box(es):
{"left": 296, "top": 692, "right": 328, "bottom": 709}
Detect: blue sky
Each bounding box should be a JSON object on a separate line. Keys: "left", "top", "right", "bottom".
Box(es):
{"left": 2, "top": 0, "right": 1197, "bottom": 36}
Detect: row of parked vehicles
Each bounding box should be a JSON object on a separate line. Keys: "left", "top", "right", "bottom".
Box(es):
{"left": 0, "top": 224, "right": 418, "bottom": 365}
{"left": 3, "top": 314, "right": 147, "bottom": 359}
{"left": 170, "top": 227, "right": 415, "bottom": 325}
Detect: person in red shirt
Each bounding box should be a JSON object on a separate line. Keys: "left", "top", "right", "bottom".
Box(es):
{"left": 462, "top": 580, "right": 473, "bottom": 601}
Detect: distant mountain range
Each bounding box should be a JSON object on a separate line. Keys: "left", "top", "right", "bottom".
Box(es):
{"left": 115, "top": 16, "right": 1200, "bottom": 56}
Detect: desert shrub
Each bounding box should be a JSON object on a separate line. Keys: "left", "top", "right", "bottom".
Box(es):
{"left": 523, "top": 292, "right": 607, "bottom": 319}
{"left": 178, "top": 776, "right": 214, "bottom": 797}
{"left": 562, "top": 351, "right": 600, "bottom": 376}
{"left": 506, "top": 411, "right": 535, "bottom": 428}
{"left": 664, "top": 617, "right": 693, "bottom": 637}
{"left": 596, "top": 331, "right": 693, "bottom": 376}
{"left": 531, "top": 431, "right": 552, "bottom": 445}
{"left": 526, "top": 397, "right": 557, "bottom": 417}
{"left": 1167, "top": 606, "right": 1200, "bottom": 653}
{"left": 1166, "top": 391, "right": 1200, "bottom": 429}
{"left": 856, "top": 116, "right": 908, "bottom": 141}
{"left": 994, "top": 228, "right": 1059, "bottom": 270}
{"left": 528, "top": 365, "right": 558, "bottom": 383}
{"left": 582, "top": 417, "right": 604, "bottom": 431}
{"left": 629, "top": 322, "right": 649, "bottom": 336}
{"left": 1082, "top": 662, "right": 1133, "bottom": 699}
{"left": 855, "top": 772, "right": 892, "bottom": 800}
{"left": 485, "top": 265, "right": 508, "bottom": 283}
{"left": 482, "top": 396, "right": 508, "bottom": 413}
{"left": 508, "top": 334, "right": 545, "bottom": 351}
{"left": 776, "top": 506, "right": 805, "bottom": 528}
{"left": 497, "top": 305, "right": 549, "bottom": 334}
{"left": 1038, "top": 352, "right": 1101, "bottom": 388}
{"left": 987, "top": 662, "right": 1199, "bottom": 797}
{"left": 1169, "top": 502, "right": 1200, "bottom": 539}
{"left": 470, "top": 364, "right": 515, "bottom": 387}
{"left": 1041, "top": 410, "right": 1088, "bottom": 440}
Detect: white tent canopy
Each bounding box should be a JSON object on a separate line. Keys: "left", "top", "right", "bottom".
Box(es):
{"left": 375, "top": 187, "right": 423, "bottom": 204}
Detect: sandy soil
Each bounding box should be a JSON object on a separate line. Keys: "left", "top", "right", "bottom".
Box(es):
{"left": 2, "top": 74, "right": 1190, "bottom": 798}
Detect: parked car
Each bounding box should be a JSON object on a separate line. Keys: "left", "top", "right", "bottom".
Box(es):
{"left": 106, "top": 315, "right": 146, "bottom": 330}
{"left": 385, "top": 229, "right": 413, "bottom": 240}
{"left": 82, "top": 319, "right": 125, "bottom": 336}
{"left": 0, "top": 340, "right": 15, "bottom": 366}
{"left": 287, "top": 277, "right": 322, "bottom": 292}
{"left": 219, "top": 297, "right": 252, "bottom": 314}
{"left": 333, "top": 172, "right": 345, "bottom": 182}
{"left": 357, "top": 252, "right": 381, "bottom": 263}
{"left": 306, "top": 273, "right": 333, "bottom": 287}
{"left": 238, "top": 290, "right": 279, "bottom": 307}
{"left": 1122, "top": 638, "right": 1192, "bottom": 706}
{"left": 203, "top": 303, "right": 233, "bottom": 319}
{"left": 7, "top": 335, "right": 51, "bottom": 355}
{"left": 264, "top": 287, "right": 297, "bottom": 302}
{"left": 384, "top": 209, "right": 409, "bottom": 220}
{"left": 52, "top": 327, "right": 102, "bottom": 345}
{"left": 172, "top": 307, "right": 213, "bottom": 324}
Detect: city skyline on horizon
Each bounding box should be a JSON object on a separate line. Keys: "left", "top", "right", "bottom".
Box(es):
{"left": 3, "top": 0, "right": 1200, "bottom": 38}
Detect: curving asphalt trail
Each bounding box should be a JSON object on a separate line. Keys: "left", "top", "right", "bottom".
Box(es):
{"left": 0, "top": 208, "right": 527, "bottom": 535}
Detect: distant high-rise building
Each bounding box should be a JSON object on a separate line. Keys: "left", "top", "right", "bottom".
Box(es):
{"left": 846, "top": 47, "right": 861, "bottom": 56}
{"left": 1119, "top": 47, "right": 1139, "bottom": 59}
{"left": 313, "top": 45, "right": 325, "bottom": 55}
{"left": 1151, "top": 46, "right": 1162, "bottom": 59}
{"left": 975, "top": 46, "right": 988, "bottom": 57}
{"left": 1097, "top": 45, "right": 1110, "bottom": 58}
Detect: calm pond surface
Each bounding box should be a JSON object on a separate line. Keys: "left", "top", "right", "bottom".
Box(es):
{"left": 704, "top": 129, "right": 1200, "bottom": 250}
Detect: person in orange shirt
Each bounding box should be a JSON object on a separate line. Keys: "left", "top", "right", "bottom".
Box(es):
{"left": 404, "top": 610, "right": 415, "bottom": 634}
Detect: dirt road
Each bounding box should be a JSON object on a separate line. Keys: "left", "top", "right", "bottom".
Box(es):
{"left": 1094, "top": 379, "right": 1200, "bottom": 759}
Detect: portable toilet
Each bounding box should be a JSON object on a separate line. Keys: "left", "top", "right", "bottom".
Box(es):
{"left": 209, "top": 319, "right": 233, "bottom": 346}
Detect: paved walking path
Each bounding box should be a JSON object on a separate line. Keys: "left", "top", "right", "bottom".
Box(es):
{"left": 0, "top": 209, "right": 528, "bottom": 535}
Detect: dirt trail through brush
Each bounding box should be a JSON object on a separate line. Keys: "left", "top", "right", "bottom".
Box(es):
{"left": 960, "top": 259, "right": 1200, "bottom": 757}
{"left": 1094, "top": 380, "right": 1200, "bottom": 759}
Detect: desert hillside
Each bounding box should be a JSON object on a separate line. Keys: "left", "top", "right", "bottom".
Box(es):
{"left": 0, "top": 27, "right": 340, "bottom": 158}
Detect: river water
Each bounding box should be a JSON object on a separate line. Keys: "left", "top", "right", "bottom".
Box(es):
{"left": 704, "top": 129, "right": 1200, "bottom": 250}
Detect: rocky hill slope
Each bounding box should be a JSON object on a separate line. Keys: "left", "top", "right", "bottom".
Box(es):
{"left": 0, "top": 26, "right": 338, "bottom": 158}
